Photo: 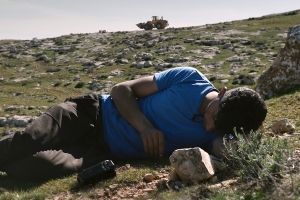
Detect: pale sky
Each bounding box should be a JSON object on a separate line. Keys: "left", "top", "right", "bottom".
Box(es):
{"left": 1, "top": 0, "right": 300, "bottom": 40}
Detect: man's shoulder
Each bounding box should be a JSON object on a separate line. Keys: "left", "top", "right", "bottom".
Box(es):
{"left": 155, "top": 66, "right": 202, "bottom": 80}
{"left": 166, "top": 66, "right": 199, "bottom": 73}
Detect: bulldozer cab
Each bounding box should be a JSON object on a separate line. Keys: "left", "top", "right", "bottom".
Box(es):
{"left": 152, "top": 16, "right": 159, "bottom": 21}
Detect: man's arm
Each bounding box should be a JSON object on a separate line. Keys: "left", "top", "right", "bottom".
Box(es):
{"left": 110, "top": 75, "right": 164, "bottom": 157}
{"left": 211, "top": 136, "right": 239, "bottom": 160}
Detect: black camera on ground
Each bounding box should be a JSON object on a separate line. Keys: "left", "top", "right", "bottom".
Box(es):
{"left": 77, "top": 160, "right": 116, "bottom": 185}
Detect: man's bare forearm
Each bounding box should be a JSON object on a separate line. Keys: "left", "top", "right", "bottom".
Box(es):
{"left": 110, "top": 77, "right": 164, "bottom": 157}
{"left": 110, "top": 83, "right": 154, "bottom": 133}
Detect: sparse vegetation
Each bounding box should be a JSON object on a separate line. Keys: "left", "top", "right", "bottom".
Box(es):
{"left": 225, "top": 130, "right": 293, "bottom": 184}
{"left": 0, "top": 9, "right": 300, "bottom": 200}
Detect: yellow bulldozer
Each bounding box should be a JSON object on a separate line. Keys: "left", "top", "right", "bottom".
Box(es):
{"left": 136, "top": 16, "right": 169, "bottom": 30}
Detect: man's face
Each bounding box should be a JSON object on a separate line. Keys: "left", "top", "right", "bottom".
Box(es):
{"left": 203, "top": 99, "right": 219, "bottom": 132}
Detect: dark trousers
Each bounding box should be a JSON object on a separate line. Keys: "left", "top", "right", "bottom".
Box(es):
{"left": 0, "top": 94, "right": 113, "bottom": 181}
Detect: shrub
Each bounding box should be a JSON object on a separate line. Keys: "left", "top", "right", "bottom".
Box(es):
{"left": 224, "top": 130, "right": 293, "bottom": 184}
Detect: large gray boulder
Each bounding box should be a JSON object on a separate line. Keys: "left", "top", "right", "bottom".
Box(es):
{"left": 255, "top": 25, "right": 300, "bottom": 99}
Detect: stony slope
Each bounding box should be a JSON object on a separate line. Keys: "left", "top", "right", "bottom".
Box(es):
{"left": 0, "top": 9, "right": 299, "bottom": 120}
{"left": 0, "top": 9, "right": 300, "bottom": 200}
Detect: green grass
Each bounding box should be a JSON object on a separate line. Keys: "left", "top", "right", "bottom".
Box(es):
{"left": 1, "top": 9, "right": 300, "bottom": 200}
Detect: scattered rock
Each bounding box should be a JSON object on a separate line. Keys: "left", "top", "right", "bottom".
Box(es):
{"left": 169, "top": 147, "right": 215, "bottom": 184}
{"left": 144, "top": 61, "right": 153, "bottom": 68}
{"left": 13, "top": 77, "right": 30, "bottom": 82}
{"left": 188, "top": 47, "right": 220, "bottom": 59}
{"left": 271, "top": 118, "right": 295, "bottom": 134}
{"left": 105, "top": 59, "right": 115, "bottom": 66}
{"left": 201, "top": 39, "right": 220, "bottom": 46}
{"left": 184, "top": 39, "right": 195, "bottom": 43}
{"left": 223, "top": 43, "right": 233, "bottom": 49}
{"left": 36, "top": 54, "right": 49, "bottom": 62}
{"left": 110, "top": 69, "right": 124, "bottom": 76}
{"left": 136, "top": 61, "right": 145, "bottom": 69}
{"left": 46, "top": 68, "right": 61, "bottom": 73}
{"left": 226, "top": 55, "right": 249, "bottom": 62}
{"left": 115, "top": 58, "right": 129, "bottom": 64}
{"left": 73, "top": 75, "right": 80, "bottom": 81}
{"left": 232, "top": 74, "right": 255, "bottom": 85}
{"left": 143, "top": 173, "right": 154, "bottom": 183}
{"left": 142, "top": 188, "right": 155, "bottom": 193}
{"left": 5, "top": 106, "right": 19, "bottom": 111}
{"left": 63, "top": 82, "right": 72, "bottom": 87}
{"left": 82, "top": 61, "right": 94, "bottom": 66}
{"left": 201, "top": 61, "right": 224, "bottom": 71}
{"left": 0, "top": 115, "right": 37, "bottom": 127}
{"left": 208, "top": 178, "right": 238, "bottom": 189}
{"left": 75, "top": 81, "right": 85, "bottom": 88}
{"left": 134, "top": 52, "right": 152, "bottom": 61}
{"left": 155, "top": 63, "right": 173, "bottom": 71}
{"left": 28, "top": 38, "right": 41, "bottom": 47}
{"left": 27, "top": 106, "right": 36, "bottom": 110}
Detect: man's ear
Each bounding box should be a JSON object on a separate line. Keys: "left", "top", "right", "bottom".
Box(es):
{"left": 218, "top": 87, "right": 227, "bottom": 97}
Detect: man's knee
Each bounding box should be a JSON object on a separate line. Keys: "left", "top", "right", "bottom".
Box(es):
{"left": 45, "top": 102, "right": 78, "bottom": 123}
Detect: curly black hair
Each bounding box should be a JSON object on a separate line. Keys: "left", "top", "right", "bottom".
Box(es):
{"left": 214, "top": 87, "right": 267, "bottom": 134}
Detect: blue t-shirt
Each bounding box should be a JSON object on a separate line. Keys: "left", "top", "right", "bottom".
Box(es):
{"left": 101, "top": 67, "right": 222, "bottom": 159}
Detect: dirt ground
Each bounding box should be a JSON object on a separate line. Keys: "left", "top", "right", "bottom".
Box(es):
{"left": 50, "top": 147, "right": 300, "bottom": 200}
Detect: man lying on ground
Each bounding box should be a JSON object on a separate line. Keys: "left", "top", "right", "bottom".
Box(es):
{"left": 0, "top": 66, "right": 267, "bottom": 181}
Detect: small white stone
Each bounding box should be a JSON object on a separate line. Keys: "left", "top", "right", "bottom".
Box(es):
{"left": 143, "top": 173, "right": 154, "bottom": 183}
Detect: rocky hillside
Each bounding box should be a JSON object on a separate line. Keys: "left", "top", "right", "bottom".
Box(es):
{"left": 1, "top": 10, "right": 300, "bottom": 200}
{"left": 0, "top": 10, "right": 299, "bottom": 119}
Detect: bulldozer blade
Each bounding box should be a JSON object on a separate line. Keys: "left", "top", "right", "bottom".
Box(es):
{"left": 136, "top": 23, "right": 144, "bottom": 29}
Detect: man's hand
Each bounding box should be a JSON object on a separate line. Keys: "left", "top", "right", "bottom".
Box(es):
{"left": 211, "top": 137, "right": 228, "bottom": 159}
{"left": 140, "top": 128, "right": 164, "bottom": 157}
